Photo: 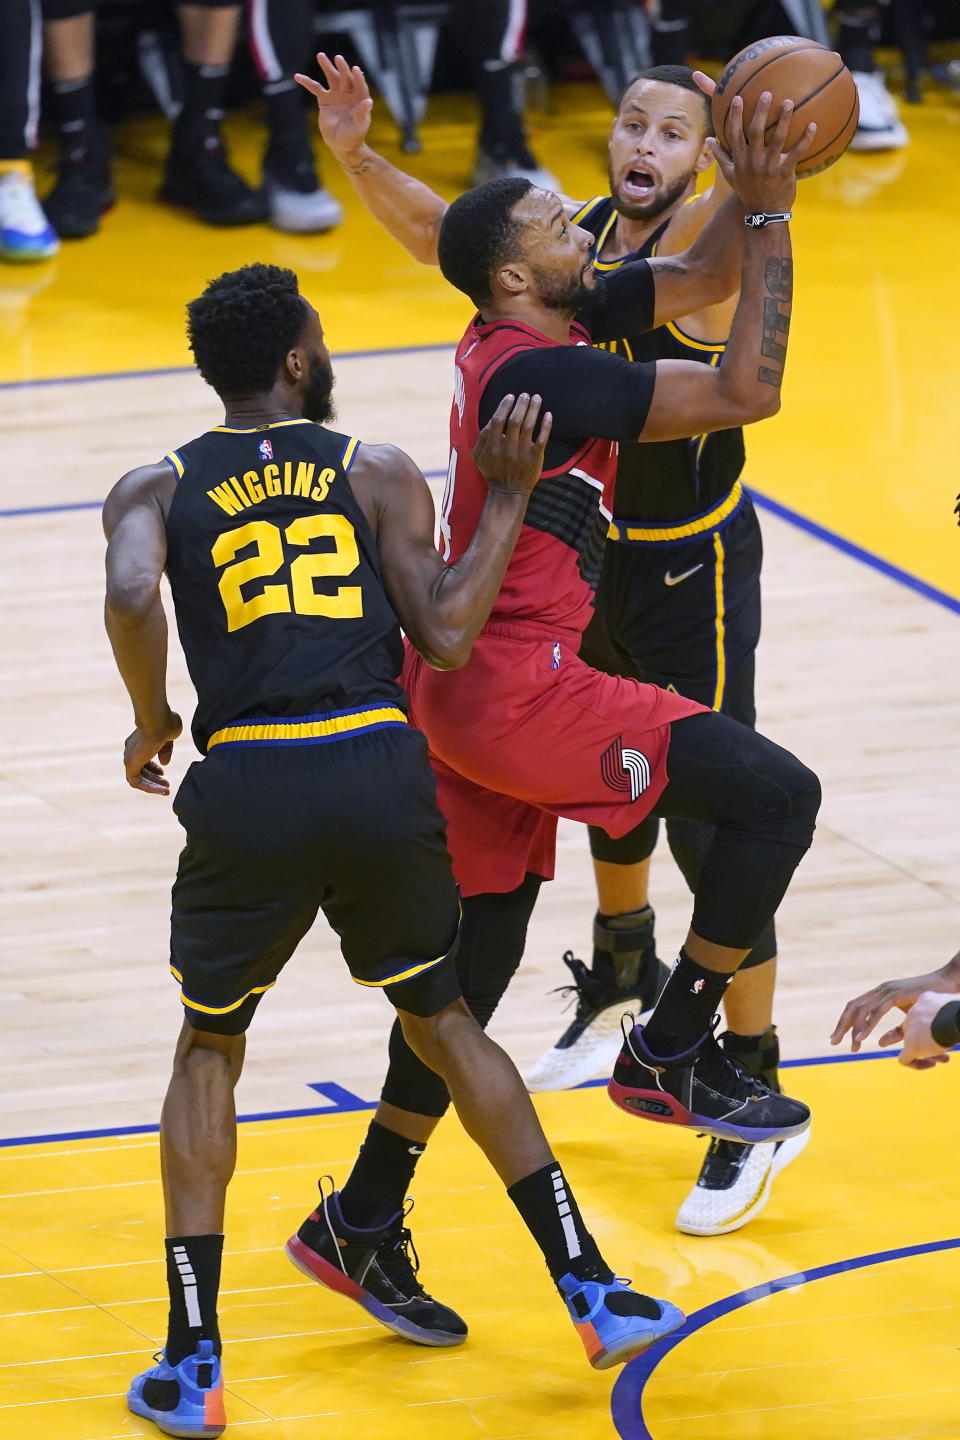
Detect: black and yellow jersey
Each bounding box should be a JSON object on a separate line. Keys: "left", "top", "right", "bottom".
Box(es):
{"left": 163, "top": 419, "right": 405, "bottom": 754}
{"left": 574, "top": 195, "right": 745, "bottom": 526}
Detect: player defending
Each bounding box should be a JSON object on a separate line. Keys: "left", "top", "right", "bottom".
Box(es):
{"left": 300, "top": 56, "right": 807, "bottom": 1237}
{"left": 104, "top": 266, "right": 685, "bottom": 1438}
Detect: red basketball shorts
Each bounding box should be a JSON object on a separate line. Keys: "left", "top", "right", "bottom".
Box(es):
{"left": 403, "top": 623, "right": 706, "bottom": 896}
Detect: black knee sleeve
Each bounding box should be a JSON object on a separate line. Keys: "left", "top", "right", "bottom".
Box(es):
{"left": 588, "top": 815, "right": 659, "bottom": 866}
{"left": 378, "top": 874, "right": 543, "bottom": 1118}
{"left": 666, "top": 816, "right": 777, "bottom": 966}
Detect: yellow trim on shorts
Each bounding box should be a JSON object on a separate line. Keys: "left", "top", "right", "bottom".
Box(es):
{"left": 206, "top": 707, "right": 407, "bottom": 750}
{"left": 712, "top": 532, "right": 727, "bottom": 711}
{"left": 170, "top": 964, "right": 277, "bottom": 1015}
{"left": 608, "top": 480, "right": 743, "bottom": 544}
{"left": 353, "top": 953, "right": 450, "bottom": 990}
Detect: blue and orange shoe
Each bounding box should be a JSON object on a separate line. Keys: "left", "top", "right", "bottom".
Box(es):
{"left": 559, "top": 1272, "right": 684, "bottom": 1369}
{"left": 608, "top": 1017, "right": 811, "bottom": 1144}
{"left": 127, "top": 1339, "right": 225, "bottom": 1438}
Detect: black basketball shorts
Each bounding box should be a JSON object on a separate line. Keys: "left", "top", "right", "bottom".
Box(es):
{"left": 581, "top": 489, "right": 763, "bottom": 722}
{"left": 169, "top": 724, "right": 462, "bottom": 1034}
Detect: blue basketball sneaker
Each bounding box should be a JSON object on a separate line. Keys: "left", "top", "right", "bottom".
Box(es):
{"left": 558, "top": 1272, "right": 685, "bottom": 1369}
{"left": 127, "top": 1339, "right": 226, "bottom": 1437}
{"left": 0, "top": 164, "right": 59, "bottom": 262}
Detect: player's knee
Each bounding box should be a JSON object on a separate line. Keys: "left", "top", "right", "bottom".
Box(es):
{"left": 397, "top": 997, "right": 474, "bottom": 1074}
{"left": 173, "top": 1019, "right": 245, "bottom": 1077}
{"left": 783, "top": 759, "right": 821, "bottom": 849}
{"left": 589, "top": 816, "right": 659, "bottom": 866}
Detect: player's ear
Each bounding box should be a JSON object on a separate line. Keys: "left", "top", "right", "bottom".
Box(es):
{"left": 494, "top": 260, "right": 528, "bottom": 298}
{"left": 695, "top": 136, "right": 716, "bottom": 174}
{"left": 285, "top": 347, "right": 305, "bottom": 382}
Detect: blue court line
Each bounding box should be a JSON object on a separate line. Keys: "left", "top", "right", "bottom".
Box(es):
{"left": 610, "top": 1234, "right": 960, "bottom": 1440}
{"left": 0, "top": 342, "right": 456, "bottom": 393}
{"left": 0, "top": 1049, "right": 896, "bottom": 1150}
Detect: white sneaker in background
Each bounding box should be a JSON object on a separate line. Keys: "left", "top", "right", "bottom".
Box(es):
{"left": 675, "top": 1128, "right": 811, "bottom": 1237}
{"left": 0, "top": 164, "right": 59, "bottom": 262}
{"left": 850, "top": 70, "right": 909, "bottom": 151}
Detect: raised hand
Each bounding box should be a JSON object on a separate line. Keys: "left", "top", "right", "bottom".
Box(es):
{"left": 123, "top": 711, "right": 182, "bottom": 795}
{"left": 295, "top": 52, "right": 373, "bottom": 162}
{"left": 830, "top": 965, "right": 960, "bottom": 1052}
{"left": 708, "top": 91, "right": 816, "bottom": 214}
{"left": 473, "top": 394, "right": 553, "bottom": 498}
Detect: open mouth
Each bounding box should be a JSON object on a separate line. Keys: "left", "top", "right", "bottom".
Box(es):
{"left": 621, "top": 168, "right": 658, "bottom": 201}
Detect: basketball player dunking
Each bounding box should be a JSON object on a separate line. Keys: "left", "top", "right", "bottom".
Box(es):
{"left": 292, "top": 57, "right": 820, "bottom": 1340}
{"left": 104, "top": 267, "right": 687, "bottom": 1438}
{"left": 300, "top": 57, "right": 806, "bottom": 1240}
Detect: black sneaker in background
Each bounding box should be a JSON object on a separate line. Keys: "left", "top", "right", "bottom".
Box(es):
{"left": 285, "top": 1182, "right": 467, "bottom": 1346}
{"left": 160, "top": 128, "right": 268, "bottom": 226}
{"left": 608, "top": 1019, "right": 811, "bottom": 1143}
{"left": 43, "top": 133, "right": 114, "bottom": 239}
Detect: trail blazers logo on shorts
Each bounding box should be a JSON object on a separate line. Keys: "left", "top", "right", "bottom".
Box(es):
{"left": 601, "top": 736, "right": 652, "bottom": 803}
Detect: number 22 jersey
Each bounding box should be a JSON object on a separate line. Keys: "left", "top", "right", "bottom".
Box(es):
{"left": 163, "top": 419, "right": 405, "bottom": 754}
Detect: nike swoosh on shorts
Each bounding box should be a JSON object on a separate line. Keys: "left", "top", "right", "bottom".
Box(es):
{"left": 663, "top": 564, "right": 704, "bottom": 586}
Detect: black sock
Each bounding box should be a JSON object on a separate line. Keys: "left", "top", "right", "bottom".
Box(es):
{"left": 264, "top": 79, "right": 307, "bottom": 152}
{"left": 338, "top": 1120, "right": 426, "bottom": 1229}
{"left": 477, "top": 62, "right": 526, "bottom": 156}
{"left": 164, "top": 1233, "right": 223, "bottom": 1366}
{"left": 175, "top": 60, "right": 230, "bottom": 145}
{"left": 507, "top": 1162, "right": 613, "bottom": 1287}
{"left": 836, "top": 10, "right": 879, "bottom": 74}
{"left": 642, "top": 949, "right": 732, "bottom": 1056}
{"left": 722, "top": 1025, "right": 781, "bottom": 1092}
{"left": 52, "top": 74, "right": 96, "bottom": 155}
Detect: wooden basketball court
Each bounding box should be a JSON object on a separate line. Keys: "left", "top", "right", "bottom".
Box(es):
{"left": 2, "top": 79, "right": 959, "bottom": 1440}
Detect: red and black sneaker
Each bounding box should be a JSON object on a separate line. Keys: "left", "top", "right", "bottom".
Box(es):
{"left": 286, "top": 1181, "right": 467, "bottom": 1346}
{"left": 608, "top": 1017, "right": 810, "bottom": 1143}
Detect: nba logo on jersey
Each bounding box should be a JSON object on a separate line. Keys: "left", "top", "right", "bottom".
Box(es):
{"left": 259, "top": 438, "right": 273, "bottom": 461}
{"left": 552, "top": 642, "right": 561, "bottom": 670}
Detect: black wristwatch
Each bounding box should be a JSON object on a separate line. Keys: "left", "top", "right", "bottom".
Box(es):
{"left": 744, "top": 212, "right": 793, "bottom": 228}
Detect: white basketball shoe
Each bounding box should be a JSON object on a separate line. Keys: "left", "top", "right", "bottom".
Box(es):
{"left": 676, "top": 1129, "right": 810, "bottom": 1236}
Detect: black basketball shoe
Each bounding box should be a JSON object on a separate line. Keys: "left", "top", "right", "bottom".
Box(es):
{"left": 43, "top": 132, "right": 113, "bottom": 239}
{"left": 608, "top": 1018, "right": 811, "bottom": 1143}
{"left": 525, "top": 908, "right": 669, "bottom": 1090}
{"left": 160, "top": 127, "right": 268, "bottom": 226}
{"left": 285, "top": 1182, "right": 467, "bottom": 1346}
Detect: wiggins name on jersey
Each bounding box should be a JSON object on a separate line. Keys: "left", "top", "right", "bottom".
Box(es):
{"left": 163, "top": 420, "right": 405, "bottom": 754}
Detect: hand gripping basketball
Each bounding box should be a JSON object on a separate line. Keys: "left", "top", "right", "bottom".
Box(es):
{"left": 473, "top": 394, "right": 553, "bottom": 498}
{"left": 705, "top": 89, "right": 816, "bottom": 217}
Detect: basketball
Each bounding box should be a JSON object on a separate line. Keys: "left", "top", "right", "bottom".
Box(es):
{"left": 712, "top": 35, "right": 860, "bottom": 178}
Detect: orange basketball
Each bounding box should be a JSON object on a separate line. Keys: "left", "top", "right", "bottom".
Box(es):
{"left": 712, "top": 35, "right": 860, "bottom": 178}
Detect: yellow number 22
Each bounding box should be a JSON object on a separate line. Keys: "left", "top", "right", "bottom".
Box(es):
{"left": 212, "top": 515, "right": 363, "bottom": 633}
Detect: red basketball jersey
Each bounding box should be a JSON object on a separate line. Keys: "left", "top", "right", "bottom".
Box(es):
{"left": 440, "top": 315, "right": 618, "bottom": 635}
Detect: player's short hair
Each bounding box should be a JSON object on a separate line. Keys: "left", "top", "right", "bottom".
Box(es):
{"left": 187, "top": 263, "right": 310, "bottom": 398}
{"left": 619, "top": 65, "right": 714, "bottom": 136}
{"left": 438, "top": 177, "right": 534, "bottom": 308}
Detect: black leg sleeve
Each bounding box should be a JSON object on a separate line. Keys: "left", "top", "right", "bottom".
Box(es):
{"left": 379, "top": 873, "right": 543, "bottom": 1118}
{"left": 651, "top": 712, "right": 820, "bottom": 952}
{"left": 0, "top": 0, "right": 40, "bottom": 159}
{"left": 588, "top": 813, "right": 660, "bottom": 866}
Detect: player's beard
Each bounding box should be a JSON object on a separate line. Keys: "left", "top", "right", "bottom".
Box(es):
{"left": 609, "top": 162, "right": 697, "bottom": 222}
{"left": 531, "top": 261, "right": 594, "bottom": 314}
{"left": 302, "top": 350, "right": 336, "bottom": 424}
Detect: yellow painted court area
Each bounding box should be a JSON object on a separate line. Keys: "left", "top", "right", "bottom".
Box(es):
{"left": 1, "top": 1062, "right": 958, "bottom": 1439}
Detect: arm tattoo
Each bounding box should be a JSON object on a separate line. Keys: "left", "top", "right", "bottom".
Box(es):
{"left": 757, "top": 258, "right": 792, "bottom": 387}
{"left": 344, "top": 158, "right": 375, "bottom": 175}
{"left": 653, "top": 260, "right": 687, "bottom": 275}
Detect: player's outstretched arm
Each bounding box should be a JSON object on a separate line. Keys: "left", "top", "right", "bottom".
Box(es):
{"left": 351, "top": 395, "right": 551, "bottom": 670}
{"left": 638, "top": 93, "right": 813, "bottom": 442}
{"left": 296, "top": 52, "right": 447, "bottom": 265}
{"left": 830, "top": 949, "right": 960, "bottom": 1052}
{"left": 103, "top": 464, "right": 182, "bottom": 794}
